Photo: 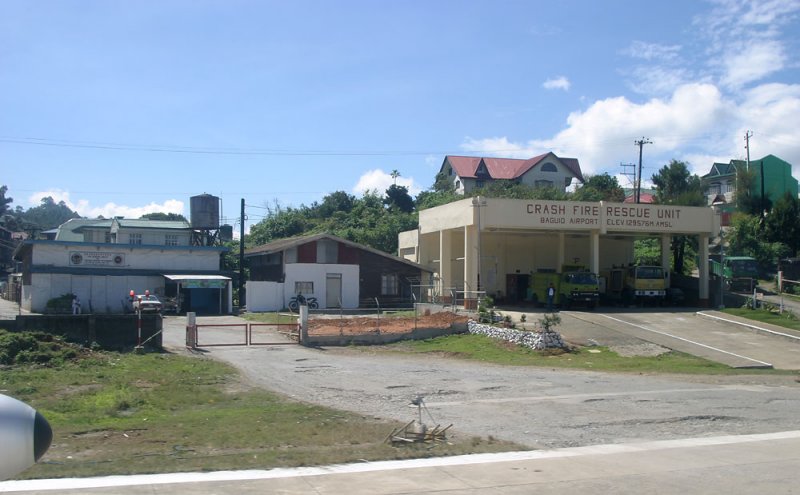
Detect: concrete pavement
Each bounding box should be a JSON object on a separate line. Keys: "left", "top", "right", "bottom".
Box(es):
{"left": 3, "top": 430, "right": 800, "bottom": 494}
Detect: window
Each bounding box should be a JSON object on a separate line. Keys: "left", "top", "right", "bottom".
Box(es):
{"left": 129, "top": 233, "right": 142, "bottom": 245}
{"left": 381, "top": 274, "right": 399, "bottom": 296}
{"left": 295, "top": 281, "right": 314, "bottom": 294}
{"left": 541, "top": 163, "right": 557, "bottom": 172}
{"left": 535, "top": 180, "right": 554, "bottom": 188}
{"left": 476, "top": 180, "right": 484, "bottom": 189}
{"left": 165, "top": 234, "right": 178, "bottom": 246}
{"left": 104, "top": 232, "right": 112, "bottom": 243}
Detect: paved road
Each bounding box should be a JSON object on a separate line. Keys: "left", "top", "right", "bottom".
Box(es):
{"left": 4, "top": 431, "right": 799, "bottom": 494}
{"left": 159, "top": 312, "right": 800, "bottom": 451}
{"left": 4, "top": 303, "right": 800, "bottom": 492}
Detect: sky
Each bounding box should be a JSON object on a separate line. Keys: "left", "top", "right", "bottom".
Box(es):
{"left": 1, "top": 0, "right": 799, "bottom": 233}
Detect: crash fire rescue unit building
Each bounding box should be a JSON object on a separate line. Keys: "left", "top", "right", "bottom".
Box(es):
{"left": 398, "top": 197, "right": 720, "bottom": 307}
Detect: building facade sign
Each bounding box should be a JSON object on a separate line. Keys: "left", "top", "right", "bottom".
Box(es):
{"left": 482, "top": 198, "right": 716, "bottom": 234}
{"left": 69, "top": 251, "right": 126, "bottom": 267}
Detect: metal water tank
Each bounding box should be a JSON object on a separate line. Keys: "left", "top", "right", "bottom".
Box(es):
{"left": 190, "top": 194, "right": 220, "bottom": 229}
{"left": 219, "top": 224, "right": 233, "bottom": 241}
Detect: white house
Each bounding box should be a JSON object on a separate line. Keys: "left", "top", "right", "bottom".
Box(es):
{"left": 439, "top": 152, "right": 584, "bottom": 194}
{"left": 245, "top": 233, "right": 431, "bottom": 312}
{"left": 14, "top": 218, "right": 231, "bottom": 314}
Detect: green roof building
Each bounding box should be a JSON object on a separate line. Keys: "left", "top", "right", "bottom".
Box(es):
{"left": 701, "top": 154, "right": 798, "bottom": 224}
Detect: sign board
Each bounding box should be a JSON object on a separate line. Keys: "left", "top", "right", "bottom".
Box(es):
{"left": 181, "top": 279, "right": 227, "bottom": 289}
{"left": 480, "top": 199, "right": 717, "bottom": 234}
{"left": 69, "top": 251, "right": 125, "bottom": 267}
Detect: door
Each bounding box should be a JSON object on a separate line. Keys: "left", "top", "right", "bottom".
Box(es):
{"left": 326, "top": 273, "right": 342, "bottom": 308}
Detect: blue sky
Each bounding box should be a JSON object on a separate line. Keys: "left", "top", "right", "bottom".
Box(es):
{"left": 2, "top": 0, "right": 799, "bottom": 232}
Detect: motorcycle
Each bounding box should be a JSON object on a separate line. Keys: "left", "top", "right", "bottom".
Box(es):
{"left": 288, "top": 294, "right": 319, "bottom": 311}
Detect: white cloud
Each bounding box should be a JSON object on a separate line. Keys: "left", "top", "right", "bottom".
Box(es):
{"left": 721, "top": 40, "right": 786, "bottom": 88}
{"left": 624, "top": 41, "right": 681, "bottom": 61}
{"left": 543, "top": 76, "right": 571, "bottom": 91}
{"left": 627, "top": 65, "right": 694, "bottom": 97}
{"left": 352, "top": 170, "right": 423, "bottom": 196}
{"left": 462, "top": 83, "right": 733, "bottom": 177}
{"left": 26, "top": 190, "right": 185, "bottom": 219}
{"left": 738, "top": 83, "right": 800, "bottom": 173}
{"left": 696, "top": 0, "right": 799, "bottom": 90}
{"left": 460, "top": 136, "right": 535, "bottom": 159}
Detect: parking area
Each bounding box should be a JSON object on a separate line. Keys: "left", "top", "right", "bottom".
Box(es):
{"left": 533, "top": 308, "right": 800, "bottom": 370}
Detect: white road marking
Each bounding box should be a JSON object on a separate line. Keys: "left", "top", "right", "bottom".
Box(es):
{"left": 600, "top": 314, "right": 773, "bottom": 367}
{"left": 3, "top": 431, "right": 799, "bottom": 492}
{"left": 697, "top": 311, "right": 800, "bottom": 343}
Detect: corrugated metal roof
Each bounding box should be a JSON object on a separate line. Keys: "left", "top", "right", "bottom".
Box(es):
{"left": 245, "top": 233, "right": 431, "bottom": 272}
{"left": 164, "top": 274, "right": 231, "bottom": 281}
{"left": 55, "top": 218, "right": 112, "bottom": 241}
{"left": 115, "top": 219, "right": 191, "bottom": 229}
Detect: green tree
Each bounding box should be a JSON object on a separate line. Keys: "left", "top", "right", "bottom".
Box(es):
{"left": 478, "top": 181, "right": 568, "bottom": 201}
{"left": 765, "top": 191, "right": 800, "bottom": 256}
{"left": 140, "top": 212, "right": 188, "bottom": 222}
{"left": 735, "top": 165, "right": 772, "bottom": 217}
{"left": 19, "top": 197, "right": 80, "bottom": 233}
{"left": 571, "top": 174, "right": 625, "bottom": 202}
{"left": 415, "top": 189, "right": 461, "bottom": 210}
{"left": 651, "top": 160, "right": 705, "bottom": 274}
{"left": 247, "top": 203, "right": 310, "bottom": 247}
{"left": 314, "top": 191, "right": 355, "bottom": 218}
{"left": 384, "top": 184, "right": 414, "bottom": 213}
{"left": 729, "top": 213, "right": 790, "bottom": 272}
{"left": 0, "top": 185, "right": 12, "bottom": 217}
{"left": 432, "top": 171, "right": 454, "bottom": 193}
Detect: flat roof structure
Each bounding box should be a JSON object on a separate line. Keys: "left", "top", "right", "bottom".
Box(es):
{"left": 398, "top": 197, "right": 720, "bottom": 306}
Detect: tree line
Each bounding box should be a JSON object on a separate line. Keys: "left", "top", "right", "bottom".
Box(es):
{"left": 4, "top": 157, "right": 798, "bottom": 277}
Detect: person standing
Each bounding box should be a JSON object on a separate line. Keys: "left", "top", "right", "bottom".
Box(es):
{"left": 72, "top": 295, "right": 81, "bottom": 315}
{"left": 546, "top": 283, "right": 555, "bottom": 312}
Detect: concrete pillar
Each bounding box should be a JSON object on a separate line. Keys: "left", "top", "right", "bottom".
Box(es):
{"left": 464, "top": 224, "right": 479, "bottom": 309}
{"left": 590, "top": 231, "right": 600, "bottom": 275}
{"left": 558, "top": 233, "right": 565, "bottom": 271}
{"left": 299, "top": 304, "right": 309, "bottom": 345}
{"left": 698, "top": 234, "right": 710, "bottom": 305}
{"left": 661, "top": 234, "right": 672, "bottom": 286}
{"left": 440, "top": 230, "right": 452, "bottom": 303}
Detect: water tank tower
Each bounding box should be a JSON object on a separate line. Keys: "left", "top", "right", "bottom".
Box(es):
{"left": 190, "top": 194, "right": 220, "bottom": 230}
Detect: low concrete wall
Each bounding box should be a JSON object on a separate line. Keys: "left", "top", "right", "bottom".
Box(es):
{"left": 305, "top": 322, "right": 467, "bottom": 346}
{"left": 11, "top": 314, "right": 163, "bottom": 351}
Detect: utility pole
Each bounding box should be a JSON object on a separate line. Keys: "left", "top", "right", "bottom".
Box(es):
{"left": 744, "top": 130, "right": 753, "bottom": 171}
{"left": 634, "top": 138, "right": 652, "bottom": 204}
{"left": 239, "top": 198, "right": 246, "bottom": 309}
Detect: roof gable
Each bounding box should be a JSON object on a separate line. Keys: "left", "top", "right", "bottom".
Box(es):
{"left": 245, "top": 233, "right": 430, "bottom": 272}
{"left": 444, "top": 152, "right": 583, "bottom": 182}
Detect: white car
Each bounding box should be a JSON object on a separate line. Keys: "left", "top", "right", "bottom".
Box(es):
{"left": 132, "top": 294, "right": 163, "bottom": 313}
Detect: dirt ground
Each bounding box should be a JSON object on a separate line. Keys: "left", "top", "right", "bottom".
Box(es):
{"left": 307, "top": 311, "right": 469, "bottom": 336}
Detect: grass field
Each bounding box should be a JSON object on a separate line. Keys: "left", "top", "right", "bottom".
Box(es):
{"left": 722, "top": 306, "right": 800, "bottom": 332}
{"left": 1, "top": 333, "right": 518, "bottom": 480}
{"left": 377, "top": 333, "right": 792, "bottom": 375}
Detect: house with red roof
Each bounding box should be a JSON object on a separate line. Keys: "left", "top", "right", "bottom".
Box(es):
{"left": 439, "top": 152, "right": 584, "bottom": 194}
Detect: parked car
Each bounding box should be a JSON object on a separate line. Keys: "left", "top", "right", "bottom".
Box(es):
{"left": 132, "top": 294, "right": 163, "bottom": 313}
